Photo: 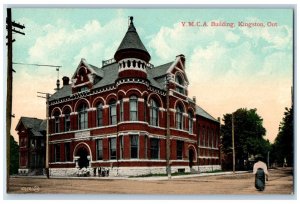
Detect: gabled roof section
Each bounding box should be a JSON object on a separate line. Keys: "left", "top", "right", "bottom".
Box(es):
{"left": 72, "top": 58, "right": 103, "bottom": 79}
{"left": 167, "top": 55, "right": 189, "bottom": 83}
{"left": 15, "top": 116, "right": 46, "bottom": 136}
{"left": 195, "top": 105, "right": 219, "bottom": 122}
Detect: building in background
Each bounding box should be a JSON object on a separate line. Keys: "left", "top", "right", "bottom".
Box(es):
{"left": 15, "top": 116, "right": 46, "bottom": 175}
{"left": 47, "top": 17, "right": 220, "bottom": 177}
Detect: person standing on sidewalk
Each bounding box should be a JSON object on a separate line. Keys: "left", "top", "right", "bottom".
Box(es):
{"left": 253, "top": 154, "right": 269, "bottom": 191}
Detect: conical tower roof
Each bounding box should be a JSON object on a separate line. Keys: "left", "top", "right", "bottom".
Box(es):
{"left": 114, "top": 17, "right": 151, "bottom": 62}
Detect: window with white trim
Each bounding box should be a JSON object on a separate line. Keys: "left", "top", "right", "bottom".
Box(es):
{"left": 176, "top": 105, "right": 184, "bottom": 130}
{"left": 130, "top": 95, "right": 138, "bottom": 121}
{"left": 109, "top": 137, "right": 116, "bottom": 160}
{"left": 175, "top": 75, "right": 185, "bottom": 94}
{"left": 188, "top": 111, "right": 193, "bottom": 134}
{"left": 150, "top": 99, "right": 159, "bottom": 126}
{"left": 54, "top": 111, "right": 60, "bottom": 133}
{"left": 64, "top": 109, "right": 71, "bottom": 132}
{"left": 150, "top": 138, "right": 159, "bottom": 159}
{"left": 130, "top": 135, "right": 139, "bottom": 159}
{"left": 120, "top": 99, "right": 124, "bottom": 122}
{"left": 177, "top": 140, "right": 184, "bottom": 160}
{"left": 65, "top": 143, "right": 70, "bottom": 161}
{"left": 78, "top": 103, "right": 88, "bottom": 129}
{"left": 119, "top": 136, "right": 124, "bottom": 159}
{"left": 109, "top": 100, "right": 117, "bottom": 125}
{"left": 97, "top": 103, "right": 103, "bottom": 127}
{"left": 54, "top": 144, "right": 60, "bottom": 162}
{"left": 96, "top": 139, "right": 103, "bottom": 160}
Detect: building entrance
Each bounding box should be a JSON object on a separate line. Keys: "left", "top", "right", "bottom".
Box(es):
{"left": 76, "top": 147, "right": 89, "bottom": 168}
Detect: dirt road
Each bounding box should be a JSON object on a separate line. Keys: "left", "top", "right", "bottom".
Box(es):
{"left": 7, "top": 167, "right": 293, "bottom": 196}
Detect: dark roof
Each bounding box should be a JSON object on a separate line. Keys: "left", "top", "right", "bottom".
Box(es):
{"left": 49, "top": 84, "right": 72, "bottom": 102}
{"left": 148, "top": 61, "right": 173, "bottom": 79}
{"left": 49, "top": 60, "right": 169, "bottom": 102}
{"left": 114, "top": 17, "right": 150, "bottom": 62}
{"left": 16, "top": 117, "right": 46, "bottom": 136}
{"left": 196, "top": 105, "right": 219, "bottom": 122}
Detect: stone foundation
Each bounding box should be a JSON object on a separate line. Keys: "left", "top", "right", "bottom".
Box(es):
{"left": 49, "top": 165, "right": 222, "bottom": 177}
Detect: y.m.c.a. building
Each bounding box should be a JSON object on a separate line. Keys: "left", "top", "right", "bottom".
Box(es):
{"left": 48, "top": 17, "right": 221, "bottom": 177}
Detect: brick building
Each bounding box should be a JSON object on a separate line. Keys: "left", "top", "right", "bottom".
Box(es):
{"left": 15, "top": 117, "right": 46, "bottom": 175}
{"left": 48, "top": 17, "right": 220, "bottom": 176}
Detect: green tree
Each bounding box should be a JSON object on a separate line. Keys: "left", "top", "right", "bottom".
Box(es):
{"left": 221, "top": 108, "right": 270, "bottom": 170}
{"left": 271, "top": 105, "right": 293, "bottom": 166}
{"left": 10, "top": 135, "right": 19, "bottom": 175}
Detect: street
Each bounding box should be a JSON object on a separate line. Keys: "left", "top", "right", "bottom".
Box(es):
{"left": 7, "top": 167, "right": 293, "bottom": 196}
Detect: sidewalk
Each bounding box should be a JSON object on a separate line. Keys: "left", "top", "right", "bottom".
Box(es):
{"left": 11, "top": 170, "right": 249, "bottom": 181}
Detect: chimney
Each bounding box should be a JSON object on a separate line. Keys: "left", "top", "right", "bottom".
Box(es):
{"left": 177, "top": 54, "right": 185, "bottom": 67}
{"left": 62, "top": 76, "right": 70, "bottom": 86}
{"left": 192, "top": 96, "right": 196, "bottom": 103}
{"left": 55, "top": 79, "right": 60, "bottom": 90}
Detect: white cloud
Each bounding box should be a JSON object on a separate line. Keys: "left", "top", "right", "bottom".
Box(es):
{"left": 27, "top": 17, "right": 127, "bottom": 73}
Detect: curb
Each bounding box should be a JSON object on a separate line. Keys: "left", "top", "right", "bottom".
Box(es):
{"left": 11, "top": 171, "right": 249, "bottom": 181}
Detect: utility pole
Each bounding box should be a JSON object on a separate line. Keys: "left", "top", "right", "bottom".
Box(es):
{"left": 232, "top": 112, "right": 235, "bottom": 174}
{"left": 37, "top": 92, "right": 51, "bottom": 178}
{"left": 6, "top": 8, "right": 25, "bottom": 192}
{"left": 166, "top": 74, "right": 172, "bottom": 179}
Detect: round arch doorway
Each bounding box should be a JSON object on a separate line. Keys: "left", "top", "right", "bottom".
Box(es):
{"left": 76, "top": 146, "right": 90, "bottom": 169}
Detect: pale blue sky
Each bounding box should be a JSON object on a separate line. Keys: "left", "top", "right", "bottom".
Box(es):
{"left": 10, "top": 8, "right": 293, "bottom": 143}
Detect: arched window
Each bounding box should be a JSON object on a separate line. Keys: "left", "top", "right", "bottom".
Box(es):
{"left": 63, "top": 108, "right": 71, "bottom": 132}
{"left": 53, "top": 111, "right": 60, "bottom": 133}
{"left": 188, "top": 111, "right": 193, "bottom": 134}
{"left": 175, "top": 75, "right": 185, "bottom": 94}
{"left": 176, "top": 105, "right": 184, "bottom": 130}
{"left": 78, "top": 103, "right": 88, "bottom": 129}
{"left": 109, "top": 100, "right": 117, "bottom": 125}
{"left": 130, "top": 95, "right": 138, "bottom": 121}
{"left": 149, "top": 99, "right": 159, "bottom": 126}
{"left": 97, "top": 103, "right": 103, "bottom": 127}
{"left": 119, "top": 98, "right": 124, "bottom": 122}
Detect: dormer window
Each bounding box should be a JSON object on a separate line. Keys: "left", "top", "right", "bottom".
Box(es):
{"left": 79, "top": 86, "right": 88, "bottom": 92}
{"left": 175, "top": 75, "right": 185, "bottom": 94}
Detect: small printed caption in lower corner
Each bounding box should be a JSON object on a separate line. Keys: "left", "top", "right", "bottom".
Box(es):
{"left": 20, "top": 185, "right": 40, "bottom": 193}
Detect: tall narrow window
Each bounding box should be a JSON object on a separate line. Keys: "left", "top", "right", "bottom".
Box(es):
{"left": 177, "top": 140, "right": 184, "bottom": 160}
{"left": 119, "top": 136, "right": 124, "bottom": 159}
{"left": 78, "top": 103, "right": 88, "bottom": 129}
{"left": 202, "top": 126, "right": 205, "bottom": 146}
{"left": 64, "top": 143, "right": 70, "bottom": 161}
{"left": 150, "top": 138, "right": 159, "bottom": 159}
{"left": 188, "top": 111, "right": 193, "bottom": 134}
{"left": 54, "top": 111, "right": 60, "bottom": 133}
{"left": 109, "top": 100, "right": 117, "bottom": 125}
{"left": 54, "top": 144, "right": 60, "bottom": 162}
{"left": 64, "top": 109, "right": 71, "bottom": 132}
{"left": 150, "top": 99, "right": 159, "bottom": 126}
{"left": 130, "top": 135, "right": 139, "bottom": 159}
{"left": 119, "top": 99, "right": 124, "bottom": 122}
{"left": 144, "top": 135, "right": 148, "bottom": 159}
{"left": 176, "top": 105, "right": 184, "bottom": 130}
{"left": 144, "top": 98, "right": 147, "bottom": 122}
{"left": 97, "top": 103, "right": 103, "bottom": 127}
{"left": 211, "top": 130, "right": 214, "bottom": 148}
{"left": 175, "top": 75, "right": 185, "bottom": 94}
{"left": 109, "top": 138, "right": 116, "bottom": 160}
{"left": 96, "top": 139, "right": 103, "bottom": 160}
{"left": 130, "top": 95, "right": 138, "bottom": 121}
